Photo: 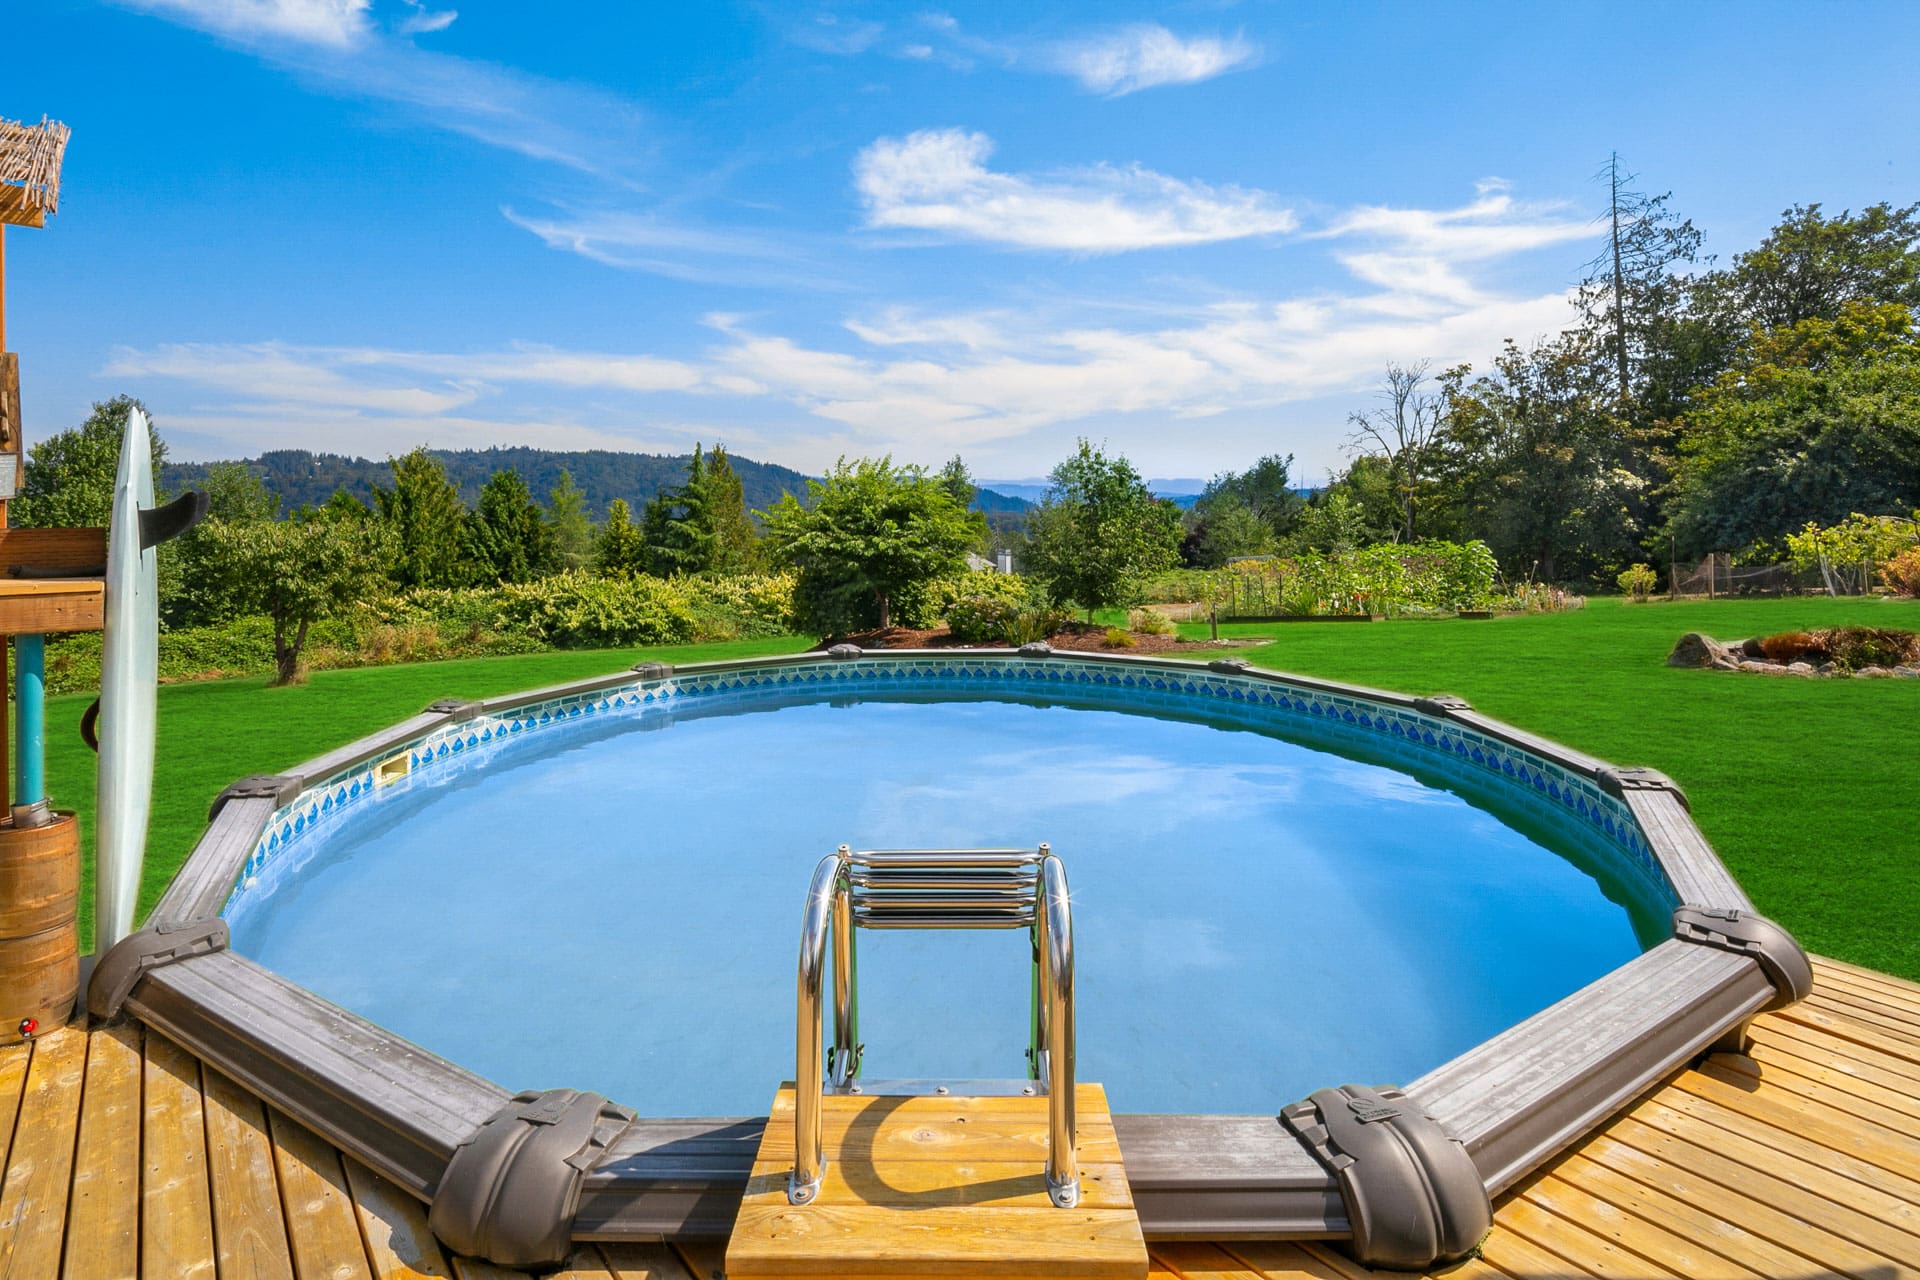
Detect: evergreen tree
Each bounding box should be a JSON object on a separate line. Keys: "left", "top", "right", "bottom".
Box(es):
{"left": 462, "top": 469, "right": 554, "bottom": 584}
{"left": 546, "top": 469, "right": 595, "bottom": 572}
{"left": 596, "top": 498, "right": 649, "bottom": 575}
{"left": 643, "top": 444, "right": 713, "bottom": 575}
{"left": 373, "top": 448, "right": 466, "bottom": 588}
{"left": 702, "top": 445, "right": 763, "bottom": 574}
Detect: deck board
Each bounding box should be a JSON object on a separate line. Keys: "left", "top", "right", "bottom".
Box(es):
{"left": 63, "top": 1021, "right": 143, "bottom": 1280}
{"left": 7, "top": 961, "right": 1920, "bottom": 1278}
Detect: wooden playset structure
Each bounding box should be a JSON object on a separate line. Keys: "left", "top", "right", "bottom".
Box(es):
{"left": 0, "top": 113, "right": 99, "bottom": 1048}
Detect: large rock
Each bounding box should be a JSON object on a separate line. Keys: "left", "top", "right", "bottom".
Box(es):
{"left": 1668, "top": 632, "right": 1732, "bottom": 668}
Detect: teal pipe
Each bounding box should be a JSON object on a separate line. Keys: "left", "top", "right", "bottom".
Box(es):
{"left": 14, "top": 634, "right": 45, "bottom": 807}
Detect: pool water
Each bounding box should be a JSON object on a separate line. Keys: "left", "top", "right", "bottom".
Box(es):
{"left": 225, "top": 688, "right": 1666, "bottom": 1115}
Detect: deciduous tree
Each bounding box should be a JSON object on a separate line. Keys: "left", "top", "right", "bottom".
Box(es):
{"left": 1022, "top": 440, "right": 1182, "bottom": 618}
{"left": 199, "top": 514, "right": 393, "bottom": 684}
{"left": 761, "top": 457, "right": 974, "bottom": 634}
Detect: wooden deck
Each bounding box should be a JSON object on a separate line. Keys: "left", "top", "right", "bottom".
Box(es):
{"left": 4, "top": 954, "right": 1920, "bottom": 1279}
{"left": 726, "top": 1084, "right": 1146, "bottom": 1278}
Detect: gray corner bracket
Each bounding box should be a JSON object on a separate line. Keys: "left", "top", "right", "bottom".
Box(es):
{"left": 1281, "top": 1084, "right": 1491, "bottom": 1271}
{"left": 1597, "top": 765, "right": 1691, "bottom": 811}
{"left": 207, "top": 774, "right": 303, "bottom": 821}
{"left": 1208, "top": 658, "right": 1252, "bottom": 673}
{"left": 1672, "top": 906, "right": 1813, "bottom": 1010}
{"left": 826, "top": 643, "right": 863, "bottom": 659}
{"left": 630, "top": 661, "right": 673, "bottom": 679}
{"left": 1413, "top": 694, "right": 1474, "bottom": 717}
{"left": 1017, "top": 641, "right": 1053, "bottom": 656}
{"left": 88, "top": 917, "right": 230, "bottom": 1021}
{"left": 429, "top": 1089, "right": 637, "bottom": 1270}
{"left": 424, "top": 699, "right": 485, "bottom": 723}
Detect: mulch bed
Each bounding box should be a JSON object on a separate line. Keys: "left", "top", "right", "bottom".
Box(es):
{"left": 817, "top": 623, "right": 1223, "bottom": 655}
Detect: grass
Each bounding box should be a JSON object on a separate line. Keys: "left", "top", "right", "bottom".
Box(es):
{"left": 40, "top": 597, "right": 1920, "bottom": 980}
{"left": 46, "top": 635, "right": 814, "bottom": 944}
{"left": 1175, "top": 596, "right": 1920, "bottom": 980}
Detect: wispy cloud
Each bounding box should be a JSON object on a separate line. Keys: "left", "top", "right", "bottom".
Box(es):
{"left": 854, "top": 129, "right": 1297, "bottom": 251}
{"left": 119, "top": 0, "right": 371, "bottom": 47}
{"left": 500, "top": 207, "right": 845, "bottom": 288}
{"left": 395, "top": 0, "right": 455, "bottom": 36}
{"left": 116, "top": 0, "right": 648, "bottom": 182}
{"left": 103, "top": 183, "right": 1595, "bottom": 469}
{"left": 1051, "top": 24, "right": 1258, "bottom": 96}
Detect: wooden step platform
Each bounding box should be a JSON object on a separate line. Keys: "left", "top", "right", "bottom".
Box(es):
{"left": 725, "top": 1083, "right": 1148, "bottom": 1280}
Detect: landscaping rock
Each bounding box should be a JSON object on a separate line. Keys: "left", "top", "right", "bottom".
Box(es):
{"left": 1737, "top": 660, "right": 1787, "bottom": 674}
{"left": 1786, "top": 662, "right": 1815, "bottom": 675}
{"left": 1896, "top": 666, "right": 1920, "bottom": 678}
{"left": 1857, "top": 665, "right": 1892, "bottom": 678}
{"left": 1669, "top": 633, "right": 1732, "bottom": 668}
{"left": 1711, "top": 655, "right": 1741, "bottom": 671}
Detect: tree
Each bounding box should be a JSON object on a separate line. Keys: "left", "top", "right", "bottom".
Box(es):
{"left": 643, "top": 445, "right": 713, "bottom": 575}
{"left": 461, "top": 469, "right": 553, "bottom": 584}
{"left": 199, "top": 514, "right": 392, "bottom": 684}
{"left": 373, "top": 448, "right": 466, "bottom": 588}
{"left": 1345, "top": 362, "right": 1446, "bottom": 541}
{"left": 1300, "top": 459, "right": 1399, "bottom": 551}
{"left": 1579, "top": 157, "right": 1710, "bottom": 406}
{"left": 701, "top": 445, "right": 763, "bottom": 574}
{"left": 167, "top": 461, "right": 282, "bottom": 628}
{"left": 760, "top": 457, "right": 975, "bottom": 634}
{"left": 546, "top": 470, "right": 595, "bottom": 572}
{"left": 1437, "top": 334, "right": 1646, "bottom": 580}
{"left": 936, "top": 454, "right": 994, "bottom": 553}
{"left": 13, "top": 395, "right": 168, "bottom": 529}
{"left": 1665, "top": 303, "right": 1920, "bottom": 556}
{"left": 595, "top": 498, "right": 649, "bottom": 575}
{"left": 1180, "top": 494, "right": 1273, "bottom": 567}
{"left": 1021, "top": 440, "right": 1182, "bottom": 618}
{"left": 1719, "top": 202, "right": 1920, "bottom": 330}
{"left": 643, "top": 444, "right": 763, "bottom": 575}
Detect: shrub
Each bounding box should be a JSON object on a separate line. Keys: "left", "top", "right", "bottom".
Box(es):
{"left": 1758, "top": 631, "right": 1819, "bottom": 663}
{"left": 494, "top": 571, "right": 697, "bottom": 648}
{"left": 1129, "top": 608, "right": 1176, "bottom": 636}
{"left": 1102, "top": 626, "right": 1136, "bottom": 648}
{"left": 1786, "top": 512, "right": 1920, "bottom": 594}
{"left": 1617, "top": 563, "right": 1659, "bottom": 601}
{"left": 1881, "top": 548, "right": 1920, "bottom": 597}
{"left": 1212, "top": 540, "right": 1498, "bottom": 618}
{"left": 1816, "top": 626, "right": 1920, "bottom": 670}
{"left": 676, "top": 573, "right": 797, "bottom": 641}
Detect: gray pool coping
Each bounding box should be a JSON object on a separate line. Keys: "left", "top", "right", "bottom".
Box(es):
{"left": 109, "top": 646, "right": 1805, "bottom": 1265}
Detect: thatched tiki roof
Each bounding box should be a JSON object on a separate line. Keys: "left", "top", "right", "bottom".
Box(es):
{"left": 0, "top": 116, "right": 71, "bottom": 228}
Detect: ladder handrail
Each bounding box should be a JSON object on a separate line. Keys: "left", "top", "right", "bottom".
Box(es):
{"left": 789, "top": 844, "right": 1079, "bottom": 1208}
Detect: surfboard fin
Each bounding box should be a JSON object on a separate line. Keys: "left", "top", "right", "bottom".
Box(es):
{"left": 139, "top": 490, "right": 210, "bottom": 550}
{"left": 80, "top": 699, "right": 100, "bottom": 753}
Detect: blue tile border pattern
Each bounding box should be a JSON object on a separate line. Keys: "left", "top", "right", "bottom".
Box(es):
{"left": 226, "top": 655, "right": 1678, "bottom": 915}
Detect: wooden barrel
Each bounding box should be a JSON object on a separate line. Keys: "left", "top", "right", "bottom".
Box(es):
{"left": 0, "top": 811, "right": 80, "bottom": 1045}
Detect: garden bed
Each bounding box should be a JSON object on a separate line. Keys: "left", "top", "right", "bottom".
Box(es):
{"left": 1668, "top": 626, "right": 1920, "bottom": 678}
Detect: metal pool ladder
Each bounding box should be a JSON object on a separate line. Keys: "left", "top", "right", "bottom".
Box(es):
{"left": 790, "top": 843, "right": 1078, "bottom": 1208}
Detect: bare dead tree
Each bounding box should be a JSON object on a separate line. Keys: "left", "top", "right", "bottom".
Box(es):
{"left": 1345, "top": 360, "right": 1442, "bottom": 542}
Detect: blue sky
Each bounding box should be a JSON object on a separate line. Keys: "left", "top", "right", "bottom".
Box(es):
{"left": 6, "top": 1, "right": 1917, "bottom": 484}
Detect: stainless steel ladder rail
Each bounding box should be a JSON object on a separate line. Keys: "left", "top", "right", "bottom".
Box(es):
{"left": 791, "top": 844, "right": 1078, "bottom": 1208}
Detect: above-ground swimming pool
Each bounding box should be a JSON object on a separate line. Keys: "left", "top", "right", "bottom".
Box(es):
{"left": 222, "top": 657, "right": 1673, "bottom": 1117}
{"left": 120, "top": 648, "right": 1800, "bottom": 1264}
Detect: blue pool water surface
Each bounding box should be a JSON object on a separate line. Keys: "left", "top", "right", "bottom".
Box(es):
{"left": 225, "top": 686, "right": 1666, "bottom": 1115}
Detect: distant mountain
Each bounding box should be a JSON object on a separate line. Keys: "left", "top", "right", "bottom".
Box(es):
{"left": 163, "top": 447, "right": 1032, "bottom": 522}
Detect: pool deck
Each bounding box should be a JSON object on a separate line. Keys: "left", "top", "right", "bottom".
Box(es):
{"left": 4, "top": 953, "right": 1919, "bottom": 1279}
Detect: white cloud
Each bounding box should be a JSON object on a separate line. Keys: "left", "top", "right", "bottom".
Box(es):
{"left": 1052, "top": 24, "right": 1257, "bottom": 96}
{"left": 119, "top": 0, "right": 369, "bottom": 46}
{"left": 854, "top": 129, "right": 1296, "bottom": 251}
{"left": 1320, "top": 190, "right": 1592, "bottom": 262}
{"left": 395, "top": 0, "right": 456, "bottom": 36}
{"left": 118, "top": 1, "right": 648, "bottom": 181}
{"left": 501, "top": 208, "right": 845, "bottom": 288}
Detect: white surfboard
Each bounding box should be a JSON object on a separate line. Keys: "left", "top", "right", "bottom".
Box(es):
{"left": 95, "top": 407, "right": 159, "bottom": 953}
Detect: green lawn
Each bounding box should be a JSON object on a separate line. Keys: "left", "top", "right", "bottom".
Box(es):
{"left": 41, "top": 598, "right": 1920, "bottom": 979}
